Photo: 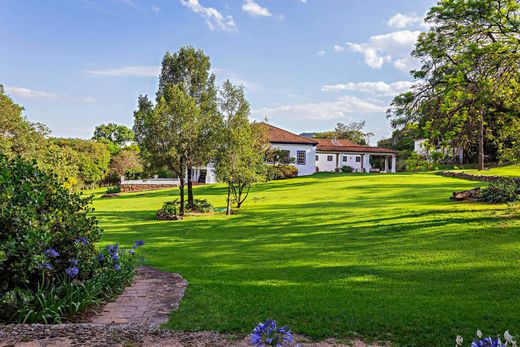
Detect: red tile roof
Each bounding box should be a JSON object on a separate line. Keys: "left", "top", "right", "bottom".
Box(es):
{"left": 315, "top": 138, "right": 397, "bottom": 154}
{"left": 263, "top": 124, "right": 318, "bottom": 145}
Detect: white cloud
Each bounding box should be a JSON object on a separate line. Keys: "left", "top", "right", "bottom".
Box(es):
{"left": 242, "top": 0, "right": 271, "bottom": 17}
{"left": 333, "top": 44, "right": 345, "bottom": 53}
{"left": 318, "top": 50, "right": 326, "bottom": 56}
{"left": 254, "top": 96, "right": 386, "bottom": 121}
{"left": 321, "top": 81, "right": 414, "bottom": 96}
{"left": 150, "top": 5, "right": 160, "bottom": 13}
{"left": 180, "top": 0, "right": 237, "bottom": 31}
{"left": 5, "top": 86, "right": 96, "bottom": 103}
{"left": 86, "top": 65, "right": 160, "bottom": 77}
{"left": 347, "top": 30, "right": 421, "bottom": 72}
{"left": 387, "top": 12, "right": 427, "bottom": 29}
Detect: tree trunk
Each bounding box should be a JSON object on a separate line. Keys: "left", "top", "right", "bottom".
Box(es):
{"left": 226, "top": 184, "right": 232, "bottom": 215}
{"left": 179, "top": 158, "right": 186, "bottom": 216}
{"left": 187, "top": 168, "right": 194, "bottom": 208}
{"left": 478, "top": 109, "right": 485, "bottom": 171}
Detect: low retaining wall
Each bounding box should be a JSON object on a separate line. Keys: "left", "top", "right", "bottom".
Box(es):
{"left": 121, "top": 184, "right": 178, "bottom": 192}
{"left": 437, "top": 171, "right": 520, "bottom": 184}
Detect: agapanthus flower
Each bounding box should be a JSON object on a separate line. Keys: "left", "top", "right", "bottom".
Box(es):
{"left": 471, "top": 337, "right": 505, "bottom": 347}
{"left": 40, "top": 263, "right": 52, "bottom": 270}
{"left": 69, "top": 258, "right": 79, "bottom": 265}
{"left": 128, "top": 249, "right": 135, "bottom": 255}
{"left": 114, "top": 264, "right": 121, "bottom": 271}
{"left": 75, "top": 237, "right": 88, "bottom": 245}
{"left": 112, "top": 254, "right": 120, "bottom": 262}
{"left": 65, "top": 267, "right": 79, "bottom": 278}
{"left": 250, "top": 320, "right": 292, "bottom": 347}
{"left": 135, "top": 240, "right": 145, "bottom": 247}
{"left": 44, "top": 248, "right": 59, "bottom": 258}
{"left": 97, "top": 253, "right": 105, "bottom": 262}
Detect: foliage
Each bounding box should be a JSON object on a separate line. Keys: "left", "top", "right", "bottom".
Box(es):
{"left": 387, "top": 0, "right": 520, "bottom": 170}
{"left": 159, "top": 200, "right": 180, "bottom": 217}
{"left": 190, "top": 198, "right": 215, "bottom": 213}
{"left": 0, "top": 85, "right": 49, "bottom": 160}
{"left": 2, "top": 242, "right": 144, "bottom": 323}
{"left": 51, "top": 138, "right": 111, "bottom": 187}
{"left": 158, "top": 198, "right": 214, "bottom": 217}
{"left": 92, "top": 123, "right": 135, "bottom": 153}
{"left": 214, "top": 81, "right": 266, "bottom": 213}
{"left": 106, "top": 149, "right": 142, "bottom": 183}
{"left": 106, "top": 186, "right": 121, "bottom": 194}
{"left": 341, "top": 165, "right": 354, "bottom": 173}
{"left": 265, "top": 148, "right": 294, "bottom": 165}
{"left": 250, "top": 320, "right": 293, "bottom": 347}
{"left": 0, "top": 155, "right": 102, "bottom": 299}
{"left": 477, "top": 179, "right": 519, "bottom": 203}
{"left": 405, "top": 152, "right": 434, "bottom": 172}
{"left": 265, "top": 165, "right": 299, "bottom": 180}
{"left": 314, "top": 121, "right": 373, "bottom": 145}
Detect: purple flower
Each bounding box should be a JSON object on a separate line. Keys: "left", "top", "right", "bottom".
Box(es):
{"left": 114, "top": 264, "right": 121, "bottom": 271}
{"left": 40, "top": 263, "right": 52, "bottom": 270}
{"left": 75, "top": 237, "right": 88, "bottom": 245}
{"left": 250, "top": 320, "right": 292, "bottom": 347}
{"left": 112, "top": 254, "right": 120, "bottom": 262}
{"left": 69, "top": 259, "right": 79, "bottom": 265}
{"left": 44, "top": 248, "right": 59, "bottom": 258}
{"left": 135, "top": 240, "right": 145, "bottom": 247}
{"left": 97, "top": 253, "right": 105, "bottom": 262}
{"left": 471, "top": 337, "right": 505, "bottom": 347}
{"left": 128, "top": 249, "right": 135, "bottom": 255}
{"left": 65, "top": 267, "right": 79, "bottom": 278}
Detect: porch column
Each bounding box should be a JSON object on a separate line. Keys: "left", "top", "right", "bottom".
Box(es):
{"left": 391, "top": 155, "right": 397, "bottom": 173}
{"left": 384, "top": 156, "right": 389, "bottom": 173}
{"left": 364, "top": 154, "right": 371, "bottom": 173}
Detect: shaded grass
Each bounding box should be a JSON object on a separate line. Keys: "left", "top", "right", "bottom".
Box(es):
{"left": 92, "top": 173, "right": 520, "bottom": 346}
{"left": 452, "top": 164, "right": 520, "bottom": 177}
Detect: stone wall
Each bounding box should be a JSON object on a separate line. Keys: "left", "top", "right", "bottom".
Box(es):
{"left": 121, "top": 184, "right": 178, "bottom": 192}
{"left": 437, "top": 171, "right": 520, "bottom": 184}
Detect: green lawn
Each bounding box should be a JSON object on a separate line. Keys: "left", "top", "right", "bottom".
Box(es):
{"left": 92, "top": 173, "right": 520, "bottom": 346}
{"left": 452, "top": 164, "right": 520, "bottom": 177}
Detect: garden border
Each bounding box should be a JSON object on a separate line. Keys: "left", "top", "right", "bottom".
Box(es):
{"left": 437, "top": 171, "right": 520, "bottom": 184}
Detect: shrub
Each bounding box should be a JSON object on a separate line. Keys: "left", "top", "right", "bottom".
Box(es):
{"left": 159, "top": 200, "right": 180, "bottom": 217}
{"left": 265, "top": 165, "right": 298, "bottom": 180}
{"left": 341, "top": 165, "right": 354, "bottom": 173}
{"left": 189, "top": 199, "right": 215, "bottom": 213}
{"left": 106, "top": 186, "right": 121, "bottom": 194}
{"left": 405, "top": 152, "right": 434, "bottom": 172}
{"left": 1, "top": 241, "right": 144, "bottom": 323}
{"left": 0, "top": 155, "right": 102, "bottom": 298}
{"left": 477, "top": 179, "right": 520, "bottom": 203}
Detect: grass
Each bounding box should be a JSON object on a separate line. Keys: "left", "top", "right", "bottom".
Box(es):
{"left": 91, "top": 173, "right": 520, "bottom": 346}
{"left": 452, "top": 164, "right": 520, "bottom": 177}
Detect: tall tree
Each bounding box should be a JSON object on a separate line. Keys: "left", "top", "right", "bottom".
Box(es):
{"left": 214, "top": 81, "right": 265, "bottom": 215}
{"left": 92, "top": 123, "right": 135, "bottom": 155}
{"left": 314, "top": 121, "right": 374, "bottom": 145}
{"left": 388, "top": 0, "right": 520, "bottom": 170}
{"left": 157, "top": 47, "right": 219, "bottom": 207}
{"left": 133, "top": 86, "right": 200, "bottom": 217}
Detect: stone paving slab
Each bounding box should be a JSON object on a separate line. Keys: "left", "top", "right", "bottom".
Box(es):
{"left": 90, "top": 266, "right": 187, "bottom": 326}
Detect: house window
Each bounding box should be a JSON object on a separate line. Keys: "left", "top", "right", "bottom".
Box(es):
{"left": 315, "top": 155, "right": 319, "bottom": 161}
{"left": 327, "top": 155, "right": 333, "bottom": 162}
{"left": 356, "top": 157, "right": 361, "bottom": 163}
{"left": 297, "top": 151, "right": 306, "bottom": 165}
{"left": 342, "top": 156, "right": 348, "bottom": 162}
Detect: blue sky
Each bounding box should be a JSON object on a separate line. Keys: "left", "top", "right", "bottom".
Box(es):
{"left": 1, "top": 0, "right": 434, "bottom": 143}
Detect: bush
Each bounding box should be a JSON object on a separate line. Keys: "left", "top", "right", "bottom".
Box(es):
{"left": 405, "top": 152, "right": 434, "bottom": 172}
{"left": 341, "top": 165, "right": 354, "bottom": 173}
{"left": 265, "top": 165, "right": 298, "bottom": 180}
{"left": 157, "top": 199, "right": 214, "bottom": 219}
{"left": 106, "top": 186, "right": 121, "bottom": 194}
{"left": 159, "top": 199, "right": 180, "bottom": 217}
{"left": 477, "top": 179, "right": 520, "bottom": 203}
{"left": 189, "top": 199, "right": 215, "bottom": 213}
{"left": 1, "top": 242, "right": 144, "bottom": 323}
{"left": 0, "top": 155, "right": 101, "bottom": 298}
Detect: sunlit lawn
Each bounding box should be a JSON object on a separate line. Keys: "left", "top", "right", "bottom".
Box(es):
{"left": 91, "top": 173, "right": 520, "bottom": 346}
{"left": 452, "top": 164, "right": 520, "bottom": 177}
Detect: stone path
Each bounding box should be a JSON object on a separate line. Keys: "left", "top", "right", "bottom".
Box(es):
{"left": 90, "top": 266, "right": 187, "bottom": 326}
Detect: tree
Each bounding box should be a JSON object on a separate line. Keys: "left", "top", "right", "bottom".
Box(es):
{"left": 92, "top": 123, "right": 135, "bottom": 155}
{"left": 314, "top": 121, "right": 374, "bottom": 145}
{"left": 107, "top": 150, "right": 143, "bottom": 183}
{"left": 157, "top": 47, "right": 219, "bottom": 207}
{"left": 388, "top": 0, "right": 520, "bottom": 170}
{"left": 133, "top": 86, "right": 201, "bottom": 217}
{"left": 214, "top": 81, "right": 265, "bottom": 214}
{"left": 0, "top": 85, "right": 48, "bottom": 159}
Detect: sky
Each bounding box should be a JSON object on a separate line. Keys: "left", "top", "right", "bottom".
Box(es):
{"left": 1, "top": 0, "right": 435, "bottom": 144}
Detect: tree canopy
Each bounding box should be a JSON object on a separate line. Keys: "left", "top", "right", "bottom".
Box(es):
{"left": 314, "top": 121, "right": 374, "bottom": 145}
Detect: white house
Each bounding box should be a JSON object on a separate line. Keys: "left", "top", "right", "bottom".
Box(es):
{"left": 315, "top": 138, "right": 397, "bottom": 173}
{"left": 264, "top": 124, "right": 318, "bottom": 176}
{"left": 414, "top": 139, "right": 464, "bottom": 163}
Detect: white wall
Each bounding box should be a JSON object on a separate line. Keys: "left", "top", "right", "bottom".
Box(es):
{"left": 414, "top": 139, "right": 464, "bottom": 163}
{"left": 270, "top": 143, "right": 316, "bottom": 176}
{"left": 316, "top": 152, "right": 363, "bottom": 172}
